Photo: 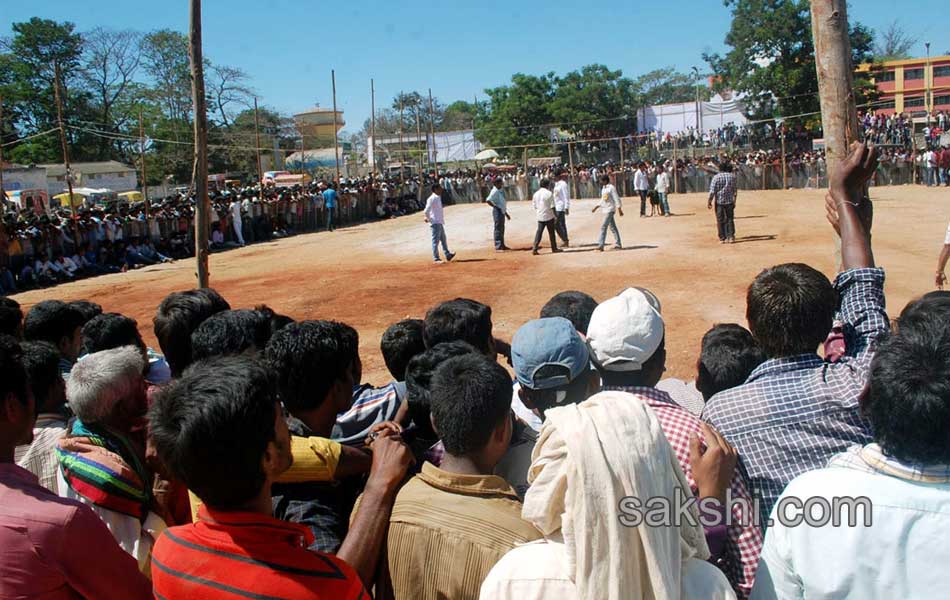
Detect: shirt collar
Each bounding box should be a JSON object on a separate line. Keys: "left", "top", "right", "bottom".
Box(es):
{"left": 418, "top": 462, "right": 521, "bottom": 500}
{"left": 0, "top": 463, "right": 42, "bottom": 488}
{"left": 601, "top": 385, "right": 678, "bottom": 408}
{"left": 859, "top": 444, "right": 950, "bottom": 484}
{"left": 746, "top": 354, "right": 825, "bottom": 382}
{"left": 198, "top": 505, "right": 315, "bottom": 546}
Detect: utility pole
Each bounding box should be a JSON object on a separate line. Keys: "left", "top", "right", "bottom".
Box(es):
{"left": 619, "top": 138, "right": 626, "bottom": 196}
{"left": 567, "top": 141, "right": 576, "bottom": 198}
{"left": 253, "top": 97, "right": 264, "bottom": 184}
{"left": 925, "top": 42, "right": 932, "bottom": 118}
{"left": 780, "top": 126, "right": 788, "bottom": 189}
{"left": 370, "top": 78, "right": 376, "bottom": 175}
{"left": 52, "top": 62, "right": 79, "bottom": 243}
{"left": 139, "top": 111, "right": 151, "bottom": 231}
{"left": 398, "top": 95, "right": 405, "bottom": 183}
{"left": 415, "top": 107, "right": 424, "bottom": 201}
{"left": 0, "top": 97, "right": 5, "bottom": 204}
{"left": 810, "top": 0, "right": 860, "bottom": 265}
{"left": 428, "top": 88, "right": 437, "bottom": 174}
{"left": 673, "top": 137, "right": 678, "bottom": 194}
{"left": 331, "top": 69, "right": 341, "bottom": 186}
{"left": 189, "top": 0, "right": 210, "bottom": 287}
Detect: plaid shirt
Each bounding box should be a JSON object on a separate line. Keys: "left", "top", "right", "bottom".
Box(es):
{"left": 603, "top": 385, "right": 762, "bottom": 599}
{"left": 709, "top": 172, "right": 738, "bottom": 205}
{"left": 703, "top": 268, "right": 887, "bottom": 527}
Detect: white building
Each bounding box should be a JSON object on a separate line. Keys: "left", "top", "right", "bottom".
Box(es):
{"left": 38, "top": 160, "right": 138, "bottom": 196}
{"left": 1, "top": 163, "right": 48, "bottom": 194}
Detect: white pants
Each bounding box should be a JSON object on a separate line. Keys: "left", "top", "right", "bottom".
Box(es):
{"left": 233, "top": 218, "right": 245, "bottom": 245}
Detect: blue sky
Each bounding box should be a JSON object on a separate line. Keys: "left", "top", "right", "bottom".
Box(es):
{"left": 4, "top": 0, "right": 947, "bottom": 135}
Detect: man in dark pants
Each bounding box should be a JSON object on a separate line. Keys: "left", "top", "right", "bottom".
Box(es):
{"left": 532, "top": 179, "right": 561, "bottom": 255}
{"left": 708, "top": 163, "right": 738, "bottom": 243}
{"left": 553, "top": 171, "right": 571, "bottom": 247}
{"left": 484, "top": 178, "right": 511, "bottom": 251}
{"left": 634, "top": 162, "right": 650, "bottom": 217}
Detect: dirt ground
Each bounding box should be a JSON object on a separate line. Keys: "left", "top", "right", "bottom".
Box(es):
{"left": 12, "top": 185, "right": 949, "bottom": 385}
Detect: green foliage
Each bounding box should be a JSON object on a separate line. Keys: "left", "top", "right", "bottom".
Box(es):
{"left": 704, "top": 0, "right": 875, "bottom": 124}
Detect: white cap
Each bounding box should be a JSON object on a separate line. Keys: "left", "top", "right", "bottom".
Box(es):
{"left": 587, "top": 288, "right": 664, "bottom": 372}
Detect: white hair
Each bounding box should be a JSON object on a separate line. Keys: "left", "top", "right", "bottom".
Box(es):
{"left": 67, "top": 345, "right": 145, "bottom": 424}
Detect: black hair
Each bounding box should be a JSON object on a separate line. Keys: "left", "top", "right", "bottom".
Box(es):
{"left": 69, "top": 300, "right": 103, "bottom": 324}
{"left": 0, "top": 297, "right": 22, "bottom": 338}
{"left": 423, "top": 298, "right": 493, "bottom": 355}
{"left": 148, "top": 355, "right": 278, "bottom": 509}
{"left": 898, "top": 291, "right": 950, "bottom": 334}
{"left": 600, "top": 175, "right": 611, "bottom": 184}
{"left": 539, "top": 178, "right": 551, "bottom": 189}
{"left": 867, "top": 313, "right": 950, "bottom": 464}
{"left": 153, "top": 288, "right": 231, "bottom": 377}
{"left": 521, "top": 364, "right": 595, "bottom": 413}
{"left": 719, "top": 163, "right": 734, "bottom": 173}
{"left": 746, "top": 263, "right": 836, "bottom": 358}
{"left": 539, "top": 291, "right": 598, "bottom": 335}
{"left": 191, "top": 308, "right": 278, "bottom": 362}
{"left": 381, "top": 319, "right": 425, "bottom": 381}
{"left": 431, "top": 184, "right": 442, "bottom": 192}
{"left": 430, "top": 353, "right": 512, "bottom": 456}
{"left": 264, "top": 320, "right": 359, "bottom": 414}
{"left": 20, "top": 341, "right": 63, "bottom": 413}
{"left": 405, "top": 341, "right": 477, "bottom": 439}
{"left": 22, "top": 300, "right": 85, "bottom": 347}
{"left": 0, "top": 334, "right": 28, "bottom": 407}
{"left": 696, "top": 324, "right": 766, "bottom": 400}
{"left": 81, "top": 313, "right": 145, "bottom": 355}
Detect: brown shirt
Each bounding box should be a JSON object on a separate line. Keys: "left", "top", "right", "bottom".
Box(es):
{"left": 387, "top": 462, "right": 541, "bottom": 600}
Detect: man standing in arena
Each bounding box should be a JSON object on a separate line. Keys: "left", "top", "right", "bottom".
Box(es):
{"left": 485, "top": 178, "right": 510, "bottom": 252}
{"left": 323, "top": 183, "right": 338, "bottom": 231}
{"left": 708, "top": 163, "right": 738, "bottom": 243}
{"left": 425, "top": 184, "right": 455, "bottom": 264}
{"left": 634, "top": 162, "right": 650, "bottom": 217}
{"left": 532, "top": 179, "right": 561, "bottom": 256}
{"left": 553, "top": 171, "right": 571, "bottom": 247}
{"left": 229, "top": 195, "right": 245, "bottom": 246}
{"left": 592, "top": 174, "right": 623, "bottom": 251}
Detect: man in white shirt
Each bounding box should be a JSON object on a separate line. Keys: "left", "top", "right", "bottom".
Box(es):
{"left": 229, "top": 197, "right": 245, "bottom": 246}
{"left": 924, "top": 148, "right": 938, "bottom": 187}
{"left": 936, "top": 221, "right": 950, "bottom": 290}
{"left": 634, "top": 161, "right": 651, "bottom": 217}
{"left": 592, "top": 174, "right": 623, "bottom": 251}
{"left": 655, "top": 164, "right": 672, "bottom": 216}
{"left": 751, "top": 298, "right": 950, "bottom": 600}
{"left": 553, "top": 171, "right": 571, "bottom": 247}
{"left": 424, "top": 184, "right": 455, "bottom": 264}
{"left": 484, "top": 178, "right": 511, "bottom": 251}
{"left": 531, "top": 179, "right": 561, "bottom": 255}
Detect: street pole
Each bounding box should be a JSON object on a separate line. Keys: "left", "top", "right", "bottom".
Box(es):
{"left": 253, "top": 97, "right": 264, "bottom": 185}
{"left": 0, "top": 96, "right": 5, "bottom": 204}
{"left": 925, "top": 42, "right": 932, "bottom": 118}
{"left": 673, "top": 137, "right": 679, "bottom": 194}
{"left": 415, "top": 107, "right": 424, "bottom": 203}
{"left": 398, "top": 95, "right": 405, "bottom": 183}
{"left": 567, "top": 141, "right": 576, "bottom": 198}
{"left": 331, "top": 69, "right": 341, "bottom": 186}
{"left": 619, "top": 138, "right": 626, "bottom": 196}
{"left": 139, "top": 111, "right": 151, "bottom": 231}
{"left": 781, "top": 127, "right": 788, "bottom": 189}
{"left": 810, "top": 0, "right": 860, "bottom": 267}
{"left": 427, "top": 88, "right": 437, "bottom": 175}
{"left": 370, "top": 78, "right": 376, "bottom": 175}
{"left": 189, "top": 0, "right": 210, "bottom": 287}
{"left": 52, "top": 62, "right": 79, "bottom": 243}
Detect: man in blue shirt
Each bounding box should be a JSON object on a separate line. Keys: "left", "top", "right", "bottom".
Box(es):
{"left": 322, "top": 183, "right": 339, "bottom": 232}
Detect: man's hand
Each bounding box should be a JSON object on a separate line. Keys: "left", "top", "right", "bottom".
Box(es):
{"left": 505, "top": 212, "right": 511, "bottom": 221}
{"left": 423, "top": 217, "right": 429, "bottom": 224}
{"left": 938, "top": 271, "right": 947, "bottom": 290}
{"left": 591, "top": 206, "right": 599, "bottom": 213}
{"left": 565, "top": 209, "right": 569, "bottom": 216}
{"left": 707, "top": 200, "right": 713, "bottom": 210}
{"left": 828, "top": 142, "right": 877, "bottom": 233}
{"left": 494, "top": 338, "right": 513, "bottom": 367}
{"left": 689, "top": 423, "right": 738, "bottom": 504}
{"left": 364, "top": 430, "right": 414, "bottom": 498}
{"left": 618, "top": 208, "right": 624, "bottom": 217}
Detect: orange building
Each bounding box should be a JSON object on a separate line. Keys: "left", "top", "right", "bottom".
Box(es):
{"left": 857, "top": 55, "right": 950, "bottom": 116}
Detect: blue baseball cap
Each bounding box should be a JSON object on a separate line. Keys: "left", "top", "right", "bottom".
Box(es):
{"left": 512, "top": 317, "right": 590, "bottom": 390}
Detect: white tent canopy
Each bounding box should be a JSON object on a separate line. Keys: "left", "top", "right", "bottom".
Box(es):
{"left": 637, "top": 94, "right": 749, "bottom": 135}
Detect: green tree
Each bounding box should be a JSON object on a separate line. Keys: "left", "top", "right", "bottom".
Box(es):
{"left": 704, "top": 0, "right": 875, "bottom": 124}
{"left": 549, "top": 65, "right": 638, "bottom": 138}
{"left": 635, "top": 67, "right": 711, "bottom": 106}
{"left": 478, "top": 73, "right": 557, "bottom": 154}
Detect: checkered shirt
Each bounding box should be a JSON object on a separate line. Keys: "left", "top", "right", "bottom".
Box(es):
{"left": 709, "top": 172, "right": 738, "bottom": 205}
{"left": 703, "top": 268, "right": 887, "bottom": 528}
{"left": 603, "top": 385, "right": 762, "bottom": 599}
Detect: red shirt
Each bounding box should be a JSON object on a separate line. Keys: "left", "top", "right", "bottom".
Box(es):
{"left": 151, "top": 505, "right": 367, "bottom": 599}
{"left": 0, "top": 463, "right": 151, "bottom": 600}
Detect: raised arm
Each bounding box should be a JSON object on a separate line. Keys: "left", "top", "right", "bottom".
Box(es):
{"left": 826, "top": 142, "right": 877, "bottom": 270}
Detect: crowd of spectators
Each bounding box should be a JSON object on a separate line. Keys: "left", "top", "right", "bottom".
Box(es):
{"left": 2, "top": 143, "right": 949, "bottom": 599}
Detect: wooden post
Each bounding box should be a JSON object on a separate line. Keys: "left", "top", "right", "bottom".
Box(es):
{"left": 139, "top": 111, "right": 151, "bottom": 234}
{"left": 427, "top": 88, "right": 437, "bottom": 174}
{"left": 253, "top": 98, "right": 264, "bottom": 186}
{"left": 523, "top": 147, "right": 529, "bottom": 199}
{"left": 398, "top": 96, "right": 405, "bottom": 183}
{"left": 52, "top": 62, "right": 79, "bottom": 243}
{"left": 780, "top": 128, "right": 788, "bottom": 189}
{"left": 415, "top": 107, "right": 424, "bottom": 201}
{"left": 810, "top": 0, "right": 860, "bottom": 264}
{"left": 673, "top": 137, "right": 679, "bottom": 194}
{"left": 619, "top": 138, "right": 626, "bottom": 196}
{"left": 189, "top": 0, "right": 210, "bottom": 287}
{"left": 370, "top": 78, "right": 376, "bottom": 175}
{"left": 331, "top": 70, "right": 341, "bottom": 186}
{"left": 0, "top": 96, "right": 5, "bottom": 204}
{"left": 567, "top": 141, "right": 576, "bottom": 198}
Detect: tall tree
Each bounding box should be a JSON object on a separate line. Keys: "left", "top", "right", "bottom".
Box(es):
{"left": 704, "top": 0, "right": 874, "bottom": 124}
{"left": 872, "top": 21, "right": 915, "bottom": 61}
{"left": 80, "top": 28, "right": 143, "bottom": 160}
{"left": 141, "top": 30, "right": 193, "bottom": 181}
{"left": 635, "top": 67, "right": 711, "bottom": 106}
{"left": 206, "top": 64, "right": 253, "bottom": 129}
{"left": 478, "top": 73, "right": 557, "bottom": 153}
{"left": 549, "top": 64, "right": 638, "bottom": 138}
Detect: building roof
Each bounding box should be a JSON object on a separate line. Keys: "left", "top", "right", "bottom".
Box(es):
{"left": 857, "top": 55, "right": 950, "bottom": 70}
{"left": 38, "top": 161, "right": 135, "bottom": 177}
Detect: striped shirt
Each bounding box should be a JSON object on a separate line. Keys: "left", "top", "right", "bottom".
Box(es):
{"left": 709, "top": 172, "right": 738, "bottom": 205}
{"left": 332, "top": 382, "right": 402, "bottom": 446}
{"left": 151, "top": 505, "right": 367, "bottom": 600}
{"left": 386, "top": 462, "right": 541, "bottom": 600}
{"left": 15, "top": 413, "right": 68, "bottom": 494}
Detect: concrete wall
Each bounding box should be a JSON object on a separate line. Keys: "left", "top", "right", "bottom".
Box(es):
{"left": 2, "top": 166, "right": 48, "bottom": 193}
